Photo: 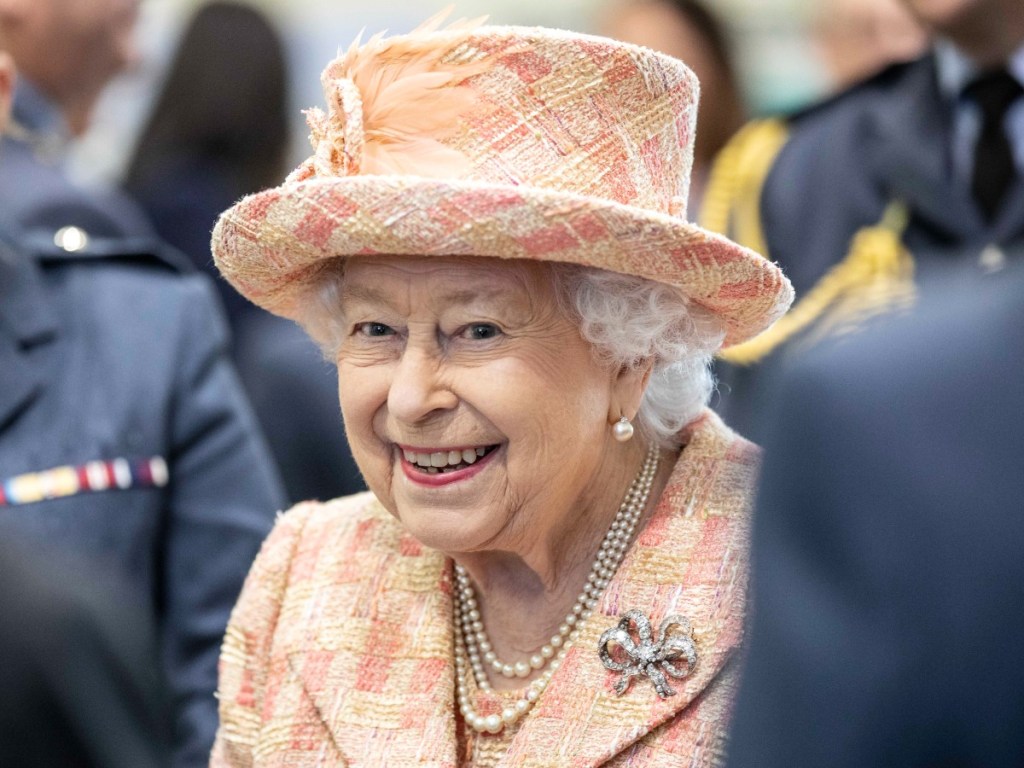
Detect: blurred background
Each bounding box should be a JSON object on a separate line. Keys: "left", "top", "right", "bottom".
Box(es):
{"left": 73, "top": 0, "right": 903, "bottom": 187}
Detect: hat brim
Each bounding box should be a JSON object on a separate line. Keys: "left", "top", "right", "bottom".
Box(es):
{"left": 212, "top": 176, "right": 793, "bottom": 347}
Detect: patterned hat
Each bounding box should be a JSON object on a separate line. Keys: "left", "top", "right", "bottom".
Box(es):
{"left": 211, "top": 12, "right": 793, "bottom": 347}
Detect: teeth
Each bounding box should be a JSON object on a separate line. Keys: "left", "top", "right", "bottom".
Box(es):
{"left": 404, "top": 446, "right": 492, "bottom": 469}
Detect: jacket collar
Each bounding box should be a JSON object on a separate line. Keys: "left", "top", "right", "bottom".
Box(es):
{"left": 9, "top": 77, "right": 70, "bottom": 163}
{"left": 287, "top": 412, "right": 753, "bottom": 766}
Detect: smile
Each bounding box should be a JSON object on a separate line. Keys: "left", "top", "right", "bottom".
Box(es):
{"left": 397, "top": 444, "right": 500, "bottom": 485}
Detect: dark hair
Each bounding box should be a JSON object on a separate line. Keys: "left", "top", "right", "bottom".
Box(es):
{"left": 124, "top": 1, "right": 289, "bottom": 197}
{"left": 662, "top": 0, "right": 739, "bottom": 84}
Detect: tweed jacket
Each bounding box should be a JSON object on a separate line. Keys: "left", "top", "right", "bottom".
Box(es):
{"left": 212, "top": 411, "right": 757, "bottom": 767}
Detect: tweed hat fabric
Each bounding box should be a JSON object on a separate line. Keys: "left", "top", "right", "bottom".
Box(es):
{"left": 211, "top": 14, "right": 793, "bottom": 347}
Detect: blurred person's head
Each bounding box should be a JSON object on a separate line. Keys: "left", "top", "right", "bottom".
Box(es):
{"left": 0, "top": 50, "right": 12, "bottom": 132}
{"left": 898, "top": 0, "right": 1024, "bottom": 65}
{"left": 814, "top": 0, "right": 928, "bottom": 90}
{"left": 0, "top": 0, "right": 140, "bottom": 135}
{"left": 598, "top": 0, "right": 745, "bottom": 207}
{"left": 124, "top": 1, "right": 288, "bottom": 198}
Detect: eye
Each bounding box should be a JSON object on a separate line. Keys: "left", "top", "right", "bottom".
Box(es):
{"left": 355, "top": 322, "right": 396, "bottom": 338}
{"left": 462, "top": 323, "right": 502, "bottom": 340}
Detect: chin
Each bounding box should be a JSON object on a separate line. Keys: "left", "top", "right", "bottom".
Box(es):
{"left": 903, "top": 0, "right": 981, "bottom": 28}
{"left": 394, "top": 508, "right": 505, "bottom": 555}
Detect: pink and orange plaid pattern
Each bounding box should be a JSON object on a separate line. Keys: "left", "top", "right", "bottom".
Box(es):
{"left": 212, "top": 24, "right": 792, "bottom": 347}
{"left": 211, "top": 411, "right": 757, "bottom": 767}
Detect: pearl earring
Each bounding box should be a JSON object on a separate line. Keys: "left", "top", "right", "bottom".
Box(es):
{"left": 612, "top": 416, "right": 634, "bottom": 442}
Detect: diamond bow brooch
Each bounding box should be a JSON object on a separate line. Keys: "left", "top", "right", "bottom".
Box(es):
{"left": 598, "top": 609, "right": 698, "bottom": 698}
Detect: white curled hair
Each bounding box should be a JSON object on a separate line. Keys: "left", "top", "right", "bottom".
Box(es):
{"left": 549, "top": 264, "right": 724, "bottom": 448}
{"left": 299, "top": 260, "right": 724, "bottom": 449}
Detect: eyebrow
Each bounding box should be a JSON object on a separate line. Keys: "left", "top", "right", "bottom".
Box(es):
{"left": 340, "top": 282, "right": 512, "bottom": 308}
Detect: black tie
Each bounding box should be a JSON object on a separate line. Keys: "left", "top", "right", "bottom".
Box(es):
{"left": 966, "top": 69, "right": 1023, "bottom": 222}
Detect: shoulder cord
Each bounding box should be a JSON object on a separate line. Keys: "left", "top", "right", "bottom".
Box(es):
{"left": 700, "top": 120, "right": 916, "bottom": 365}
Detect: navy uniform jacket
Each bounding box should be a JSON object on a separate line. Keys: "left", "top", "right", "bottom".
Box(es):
{"left": 0, "top": 225, "right": 285, "bottom": 767}
{"left": 726, "top": 264, "right": 1024, "bottom": 767}
{"left": 707, "top": 54, "right": 1024, "bottom": 441}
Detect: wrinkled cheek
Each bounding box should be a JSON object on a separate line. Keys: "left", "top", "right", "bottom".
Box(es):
{"left": 347, "top": 430, "right": 393, "bottom": 510}
{"left": 343, "top": 406, "right": 382, "bottom": 460}
{"left": 501, "top": 425, "right": 554, "bottom": 503}
{"left": 337, "top": 372, "right": 392, "bottom": 490}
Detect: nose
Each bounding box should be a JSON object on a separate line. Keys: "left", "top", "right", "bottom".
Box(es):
{"left": 387, "top": 346, "right": 458, "bottom": 424}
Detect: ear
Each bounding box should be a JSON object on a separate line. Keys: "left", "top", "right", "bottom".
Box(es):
{"left": 0, "top": 51, "right": 14, "bottom": 133}
{"left": 607, "top": 360, "right": 655, "bottom": 425}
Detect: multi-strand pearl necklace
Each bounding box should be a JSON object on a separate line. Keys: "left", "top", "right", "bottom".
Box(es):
{"left": 453, "top": 444, "right": 660, "bottom": 735}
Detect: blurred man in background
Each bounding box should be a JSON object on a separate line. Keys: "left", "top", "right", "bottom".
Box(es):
{"left": 1, "top": 47, "right": 169, "bottom": 768}
{"left": 703, "top": 1, "right": 1024, "bottom": 761}
{"left": 0, "top": 6, "right": 286, "bottom": 766}
{"left": 0, "top": 0, "right": 153, "bottom": 236}
{"left": 727, "top": 263, "right": 1024, "bottom": 768}
{"left": 702, "top": 0, "right": 1024, "bottom": 442}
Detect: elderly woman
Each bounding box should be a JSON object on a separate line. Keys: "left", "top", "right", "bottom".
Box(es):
{"left": 210, "top": 13, "right": 791, "bottom": 768}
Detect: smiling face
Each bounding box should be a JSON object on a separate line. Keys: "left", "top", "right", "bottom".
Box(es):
{"left": 898, "top": 0, "right": 984, "bottom": 28}
{"left": 335, "top": 256, "right": 648, "bottom": 557}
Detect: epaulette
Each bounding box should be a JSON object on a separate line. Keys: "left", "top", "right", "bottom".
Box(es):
{"left": 719, "top": 202, "right": 916, "bottom": 365}
{"left": 782, "top": 58, "right": 920, "bottom": 129}
{"left": 22, "top": 225, "right": 194, "bottom": 274}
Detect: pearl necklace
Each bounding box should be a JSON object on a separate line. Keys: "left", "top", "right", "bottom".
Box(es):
{"left": 453, "top": 444, "right": 659, "bottom": 734}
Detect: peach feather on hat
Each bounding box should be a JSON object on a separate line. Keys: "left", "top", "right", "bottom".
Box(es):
{"left": 211, "top": 7, "right": 793, "bottom": 348}
{"left": 289, "top": 10, "right": 492, "bottom": 181}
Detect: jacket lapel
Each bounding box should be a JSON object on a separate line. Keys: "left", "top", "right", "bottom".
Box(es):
{"left": 500, "top": 413, "right": 755, "bottom": 767}
{"left": 866, "top": 56, "right": 985, "bottom": 244}
{"left": 0, "top": 243, "right": 57, "bottom": 432}
{"left": 0, "top": 333, "right": 41, "bottom": 433}
{"left": 867, "top": 57, "right": 1024, "bottom": 264}
{"left": 284, "top": 507, "right": 461, "bottom": 767}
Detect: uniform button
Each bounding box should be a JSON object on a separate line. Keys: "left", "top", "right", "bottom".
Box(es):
{"left": 54, "top": 226, "right": 89, "bottom": 252}
{"left": 978, "top": 244, "right": 1006, "bottom": 273}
